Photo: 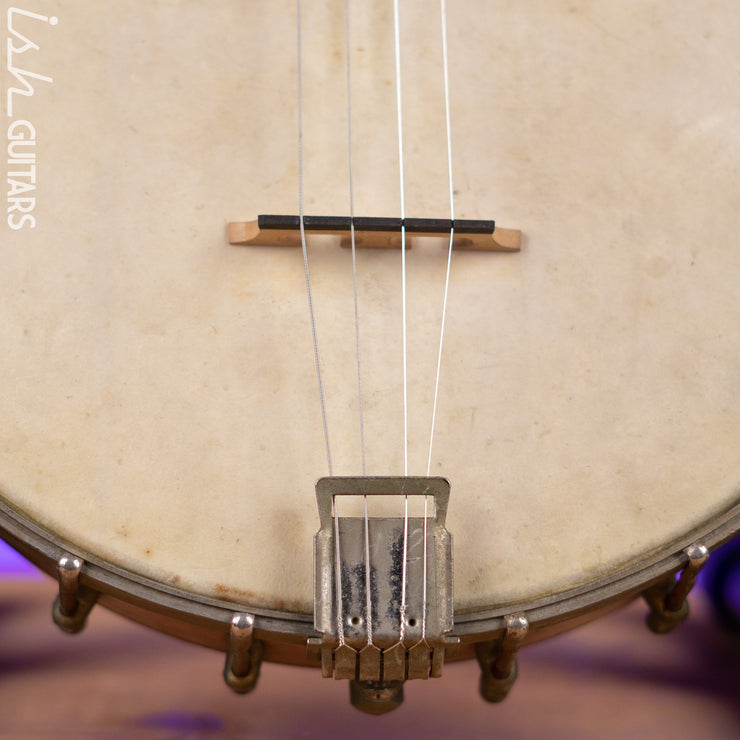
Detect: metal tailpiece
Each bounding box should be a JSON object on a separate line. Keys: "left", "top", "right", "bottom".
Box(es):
{"left": 311, "top": 476, "right": 454, "bottom": 714}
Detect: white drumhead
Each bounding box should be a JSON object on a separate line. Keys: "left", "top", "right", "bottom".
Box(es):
{"left": 2, "top": 0, "right": 739, "bottom": 614}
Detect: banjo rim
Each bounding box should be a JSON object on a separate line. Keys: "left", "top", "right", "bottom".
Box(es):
{"left": 2, "top": 492, "right": 738, "bottom": 664}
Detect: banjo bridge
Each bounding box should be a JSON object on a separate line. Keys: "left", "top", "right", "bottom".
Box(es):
{"left": 229, "top": 215, "right": 521, "bottom": 251}
{"left": 309, "top": 476, "right": 455, "bottom": 713}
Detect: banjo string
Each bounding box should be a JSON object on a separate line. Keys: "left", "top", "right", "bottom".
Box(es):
{"left": 344, "top": 0, "right": 373, "bottom": 648}
{"left": 296, "top": 0, "right": 333, "bottom": 479}
{"left": 427, "top": 0, "right": 455, "bottom": 479}
{"left": 344, "top": 3, "right": 366, "bottom": 480}
{"left": 393, "top": 0, "right": 409, "bottom": 482}
{"left": 421, "top": 0, "right": 456, "bottom": 645}
{"left": 299, "top": 0, "right": 455, "bottom": 650}
{"left": 297, "top": 0, "right": 344, "bottom": 646}
{"left": 392, "top": 0, "right": 410, "bottom": 645}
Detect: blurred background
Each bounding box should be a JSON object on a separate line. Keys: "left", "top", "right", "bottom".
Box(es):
{"left": 0, "top": 538, "right": 38, "bottom": 578}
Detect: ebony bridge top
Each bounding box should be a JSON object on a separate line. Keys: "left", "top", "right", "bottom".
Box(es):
{"left": 228, "top": 215, "right": 522, "bottom": 251}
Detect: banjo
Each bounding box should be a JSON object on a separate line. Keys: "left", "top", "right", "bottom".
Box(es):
{"left": 2, "top": 0, "right": 739, "bottom": 714}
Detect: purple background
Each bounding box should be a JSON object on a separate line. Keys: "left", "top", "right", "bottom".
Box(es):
{"left": 0, "top": 539, "right": 40, "bottom": 578}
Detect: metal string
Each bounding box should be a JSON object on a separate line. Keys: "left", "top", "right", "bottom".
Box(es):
{"left": 393, "top": 0, "right": 409, "bottom": 479}
{"left": 399, "top": 491, "right": 410, "bottom": 644}
{"left": 344, "top": 2, "right": 366, "bottom": 479}
{"left": 363, "top": 494, "right": 373, "bottom": 646}
{"left": 297, "top": 0, "right": 341, "bottom": 644}
{"left": 421, "top": 494, "right": 428, "bottom": 642}
{"left": 421, "top": 0, "right": 455, "bottom": 648}
{"left": 299, "top": 1, "right": 455, "bottom": 655}
{"left": 344, "top": 0, "right": 373, "bottom": 647}
{"left": 392, "top": 0, "right": 411, "bottom": 645}
{"left": 296, "top": 0, "right": 333, "bottom": 477}
{"left": 332, "top": 496, "right": 346, "bottom": 646}
{"left": 426, "top": 0, "right": 455, "bottom": 478}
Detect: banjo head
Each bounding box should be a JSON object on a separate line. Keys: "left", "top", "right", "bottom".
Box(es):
{"left": 2, "top": 0, "right": 739, "bottom": 702}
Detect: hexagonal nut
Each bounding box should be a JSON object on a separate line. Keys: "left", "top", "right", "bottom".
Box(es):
{"left": 349, "top": 680, "right": 405, "bottom": 715}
